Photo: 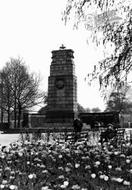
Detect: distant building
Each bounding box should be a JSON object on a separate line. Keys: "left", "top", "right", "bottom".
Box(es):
{"left": 120, "top": 114, "right": 132, "bottom": 128}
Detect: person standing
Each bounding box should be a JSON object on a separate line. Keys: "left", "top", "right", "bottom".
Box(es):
{"left": 73, "top": 118, "right": 83, "bottom": 141}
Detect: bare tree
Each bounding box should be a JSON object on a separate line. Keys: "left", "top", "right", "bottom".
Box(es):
{"left": 0, "top": 58, "right": 45, "bottom": 128}
{"left": 0, "top": 67, "right": 13, "bottom": 126}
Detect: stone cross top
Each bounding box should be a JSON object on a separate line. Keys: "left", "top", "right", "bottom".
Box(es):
{"left": 59, "top": 44, "right": 66, "bottom": 50}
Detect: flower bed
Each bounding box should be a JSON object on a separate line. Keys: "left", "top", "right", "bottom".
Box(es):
{"left": 0, "top": 134, "right": 131, "bottom": 189}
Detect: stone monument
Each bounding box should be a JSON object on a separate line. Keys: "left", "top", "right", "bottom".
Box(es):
{"left": 46, "top": 45, "right": 77, "bottom": 125}
{"left": 28, "top": 45, "right": 77, "bottom": 129}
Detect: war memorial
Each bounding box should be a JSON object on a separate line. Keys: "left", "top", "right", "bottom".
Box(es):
{"left": 0, "top": 47, "right": 132, "bottom": 190}
{"left": 45, "top": 46, "right": 77, "bottom": 125}
{"left": 28, "top": 46, "right": 119, "bottom": 132}
{"left": 29, "top": 45, "right": 78, "bottom": 130}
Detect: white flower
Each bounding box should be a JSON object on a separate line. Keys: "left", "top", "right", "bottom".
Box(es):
{"left": 75, "top": 163, "right": 80, "bottom": 168}
{"left": 42, "top": 170, "right": 48, "bottom": 174}
{"left": 58, "top": 175, "right": 64, "bottom": 179}
{"left": 24, "top": 140, "right": 30, "bottom": 145}
{"left": 59, "top": 155, "right": 63, "bottom": 159}
{"left": 82, "top": 156, "right": 86, "bottom": 160}
{"left": 72, "top": 184, "right": 80, "bottom": 189}
{"left": 65, "top": 148, "right": 70, "bottom": 152}
{"left": 85, "top": 165, "right": 91, "bottom": 169}
{"left": 65, "top": 167, "right": 70, "bottom": 172}
{"left": 4, "top": 147, "right": 10, "bottom": 153}
{"left": 114, "top": 151, "right": 119, "bottom": 155}
{"left": 41, "top": 186, "right": 50, "bottom": 190}
{"left": 10, "top": 171, "right": 15, "bottom": 175}
{"left": 0, "top": 184, "right": 5, "bottom": 189}
{"left": 111, "top": 177, "right": 123, "bottom": 183}
{"left": 115, "top": 167, "right": 122, "bottom": 171}
{"left": 5, "top": 167, "right": 11, "bottom": 171}
{"left": 28, "top": 174, "right": 33, "bottom": 179}
{"left": 111, "top": 177, "right": 117, "bottom": 181}
{"left": 116, "top": 178, "right": 123, "bottom": 183}
{"left": 2, "top": 180, "right": 7, "bottom": 184}
{"left": 129, "top": 169, "right": 132, "bottom": 173}
{"left": 74, "top": 150, "right": 80, "bottom": 154}
{"left": 95, "top": 161, "right": 100, "bottom": 166}
{"left": 63, "top": 181, "right": 69, "bottom": 186}
{"left": 110, "top": 145, "right": 113, "bottom": 149}
{"left": 67, "top": 163, "right": 72, "bottom": 167}
{"left": 108, "top": 165, "right": 112, "bottom": 169}
{"left": 28, "top": 173, "right": 36, "bottom": 179}
{"left": 58, "top": 167, "right": 63, "bottom": 170}
{"left": 126, "top": 159, "right": 131, "bottom": 164}
{"left": 9, "top": 185, "right": 18, "bottom": 190}
{"left": 10, "top": 176, "right": 15, "bottom": 180}
{"left": 1, "top": 154, "right": 5, "bottom": 159}
{"left": 120, "top": 154, "right": 125, "bottom": 158}
{"left": 123, "top": 180, "right": 130, "bottom": 185}
{"left": 60, "top": 185, "right": 66, "bottom": 189}
{"left": 126, "top": 143, "right": 130, "bottom": 146}
{"left": 60, "top": 181, "right": 69, "bottom": 188}
{"left": 91, "top": 173, "right": 96, "bottom": 179}
{"left": 99, "top": 175, "right": 104, "bottom": 179}
{"left": 18, "top": 152, "right": 23, "bottom": 157}
{"left": 104, "top": 175, "right": 109, "bottom": 181}
{"left": 40, "top": 164, "right": 46, "bottom": 169}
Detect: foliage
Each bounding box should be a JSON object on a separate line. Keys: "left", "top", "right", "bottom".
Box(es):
{"left": 63, "top": 0, "right": 132, "bottom": 92}
{"left": 85, "top": 107, "right": 91, "bottom": 112}
{"left": 91, "top": 107, "right": 101, "bottom": 113}
{"left": 105, "top": 86, "right": 132, "bottom": 113}
{"left": 105, "top": 91, "right": 127, "bottom": 112}
{"left": 77, "top": 103, "right": 87, "bottom": 113}
{"left": 0, "top": 133, "right": 132, "bottom": 189}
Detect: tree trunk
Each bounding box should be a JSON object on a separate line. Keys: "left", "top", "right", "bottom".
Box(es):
{"left": 1, "top": 107, "right": 3, "bottom": 124}
{"left": 14, "top": 95, "right": 17, "bottom": 128}
{"left": 0, "top": 79, "right": 3, "bottom": 124}
{"left": 7, "top": 108, "right": 10, "bottom": 128}
{"left": 18, "top": 103, "right": 22, "bottom": 128}
{"left": 14, "top": 108, "right": 17, "bottom": 128}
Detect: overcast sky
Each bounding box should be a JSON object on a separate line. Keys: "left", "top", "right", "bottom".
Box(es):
{"left": 0, "top": 0, "right": 106, "bottom": 111}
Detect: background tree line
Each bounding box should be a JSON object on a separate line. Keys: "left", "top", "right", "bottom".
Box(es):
{"left": 77, "top": 85, "right": 132, "bottom": 114}
{"left": 0, "top": 57, "right": 45, "bottom": 128}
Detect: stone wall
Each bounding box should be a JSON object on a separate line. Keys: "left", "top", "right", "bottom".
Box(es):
{"left": 29, "top": 114, "right": 73, "bottom": 129}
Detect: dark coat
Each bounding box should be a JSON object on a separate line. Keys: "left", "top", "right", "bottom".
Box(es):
{"left": 73, "top": 119, "right": 83, "bottom": 133}
{"left": 100, "top": 128, "right": 117, "bottom": 143}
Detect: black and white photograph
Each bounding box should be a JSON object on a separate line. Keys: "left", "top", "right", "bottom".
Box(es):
{"left": 0, "top": 0, "right": 132, "bottom": 189}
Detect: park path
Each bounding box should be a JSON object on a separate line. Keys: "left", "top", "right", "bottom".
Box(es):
{"left": 0, "top": 134, "right": 19, "bottom": 146}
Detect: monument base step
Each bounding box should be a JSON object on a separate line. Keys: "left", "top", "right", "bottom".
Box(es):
{"left": 4, "top": 122, "right": 74, "bottom": 133}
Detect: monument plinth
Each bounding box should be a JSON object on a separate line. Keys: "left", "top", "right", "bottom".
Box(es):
{"left": 46, "top": 46, "right": 77, "bottom": 123}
